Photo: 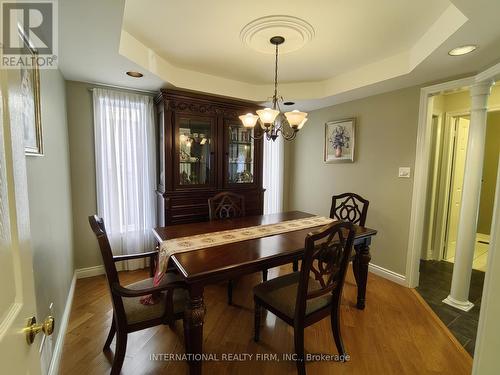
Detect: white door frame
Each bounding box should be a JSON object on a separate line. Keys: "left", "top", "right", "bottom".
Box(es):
{"left": 405, "top": 76, "right": 474, "bottom": 287}
{"left": 406, "top": 61, "right": 500, "bottom": 367}
{"left": 432, "top": 112, "right": 465, "bottom": 261}
{"left": 438, "top": 107, "right": 500, "bottom": 262}
{"left": 407, "top": 64, "right": 500, "bottom": 288}
{"left": 423, "top": 114, "right": 443, "bottom": 260}
{"left": 444, "top": 115, "right": 471, "bottom": 262}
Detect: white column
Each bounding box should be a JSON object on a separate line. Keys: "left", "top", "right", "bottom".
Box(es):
{"left": 472, "top": 154, "right": 500, "bottom": 373}
{"left": 443, "top": 80, "right": 494, "bottom": 311}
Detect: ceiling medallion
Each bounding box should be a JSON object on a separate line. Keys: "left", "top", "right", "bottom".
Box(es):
{"left": 239, "top": 36, "right": 308, "bottom": 142}
{"left": 240, "top": 15, "right": 315, "bottom": 54}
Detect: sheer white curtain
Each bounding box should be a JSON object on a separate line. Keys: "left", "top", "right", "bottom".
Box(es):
{"left": 93, "top": 88, "right": 156, "bottom": 270}
{"left": 263, "top": 136, "right": 284, "bottom": 214}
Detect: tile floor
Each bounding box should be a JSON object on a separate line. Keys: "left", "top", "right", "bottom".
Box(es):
{"left": 445, "top": 234, "right": 489, "bottom": 272}
{"left": 416, "top": 260, "right": 485, "bottom": 356}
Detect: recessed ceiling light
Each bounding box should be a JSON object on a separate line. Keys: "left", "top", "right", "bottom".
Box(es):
{"left": 126, "top": 71, "right": 143, "bottom": 78}
{"left": 448, "top": 45, "right": 477, "bottom": 56}
{"left": 283, "top": 101, "right": 295, "bottom": 106}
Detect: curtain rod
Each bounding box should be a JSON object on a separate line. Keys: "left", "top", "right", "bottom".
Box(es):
{"left": 86, "top": 82, "right": 157, "bottom": 96}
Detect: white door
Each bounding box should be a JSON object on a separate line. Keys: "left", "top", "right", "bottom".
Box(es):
{"left": 0, "top": 66, "right": 42, "bottom": 372}
{"left": 445, "top": 117, "right": 470, "bottom": 260}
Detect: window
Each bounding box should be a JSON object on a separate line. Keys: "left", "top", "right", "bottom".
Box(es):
{"left": 93, "top": 88, "right": 155, "bottom": 270}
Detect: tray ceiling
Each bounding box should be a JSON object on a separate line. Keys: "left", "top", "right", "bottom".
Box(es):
{"left": 58, "top": 0, "right": 500, "bottom": 110}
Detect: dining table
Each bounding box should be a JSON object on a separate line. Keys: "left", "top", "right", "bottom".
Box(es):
{"left": 153, "top": 210, "right": 378, "bottom": 375}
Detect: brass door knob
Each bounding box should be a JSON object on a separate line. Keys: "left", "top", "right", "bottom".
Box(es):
{"left": 24, "top": 316, "right": 55, "bottom": 345}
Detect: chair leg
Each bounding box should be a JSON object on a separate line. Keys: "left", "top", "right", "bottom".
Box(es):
{"left": 110, "top": 331, "right": 127, "bottom": 375}
{"left": 103, "top": 317, "right": 116, "bottom": 351}
{"left": 262, "top": 269, "right": 268, "bottom": 282}
{"left": 254, "top": 299, "right": 261, "bottom": 342}
{"left": 227, "top": 280, "right": 233, "bottom": 305}
{"left": 292, "top": 260, "right": 299, "bottom": 272}
{"left": 294, "top": 326, "right": 306, "bottom": 375}
{"left": 149, "top": 253, "right": 156, "bottom": 277}
{"left": 168, "top": 320, "right": 176, "bottom": 330}
{"left": 331, "top": 292, "right": 347, "bottom": 359}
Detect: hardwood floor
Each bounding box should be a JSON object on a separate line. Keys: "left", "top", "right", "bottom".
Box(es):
{"left": 60, "top": 265, "right": 472, "bottom": 375}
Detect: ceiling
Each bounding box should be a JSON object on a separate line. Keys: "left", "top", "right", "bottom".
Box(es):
{"left": 122, "top": 0, "right": 451, "bottom": 84}
{"left": 59, "top": 0, "right": 500, "bottom": 110}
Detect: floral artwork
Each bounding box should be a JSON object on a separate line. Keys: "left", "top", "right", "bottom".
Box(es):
{"left": 324, "top": 119, "right": 355, "bottom": 163}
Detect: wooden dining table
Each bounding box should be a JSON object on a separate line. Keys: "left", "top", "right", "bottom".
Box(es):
{"left": 153, "top": 211, "right": 378, "bottom": 375}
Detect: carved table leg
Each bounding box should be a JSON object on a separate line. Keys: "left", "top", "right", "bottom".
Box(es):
{"left": 353, "top": 241, "right": 371, "bottom": 310}
{"left": 184, "top": 285, "right": 205, "bottom": 375}
{"left": 352, "top": 245, "right": 361, "bottom": 287}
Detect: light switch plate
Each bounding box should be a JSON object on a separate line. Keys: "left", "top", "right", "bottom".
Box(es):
{"left": 398, "top": 167, "right": 411, "bottom": 178}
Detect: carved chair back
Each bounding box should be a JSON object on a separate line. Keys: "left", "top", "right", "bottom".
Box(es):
{"left": 295, "top": 221, "right": 355, "bottom": 319}
{"left": 208, "top": 192, "right": 246, "bottom": 220}
{"left": 330, "top": 193, "right": 369, "bottom": 226}
{"left": 88, "top": 215, "right": 127, "bottom": 323}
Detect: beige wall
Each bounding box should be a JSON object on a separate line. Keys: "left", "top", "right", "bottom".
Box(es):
{"left": 478, "top": 112, "right": 500, "bottom": 234}
{"left": 285, "top": 87, "right": 420, "bottom": 275}
{"left": 66, "top": 79, "right": 498, "bottom": 273}
{"left": 65, "top": 80, "right": 156, "bottom": 269}
{"left": 440, "top": 85, "right": 500, "bottom": 113}
{"left": 65, "top": 80, "right": 101, "bottom": 269}
{"left": 26, "top": 69, "right": 74, "bottom": 355}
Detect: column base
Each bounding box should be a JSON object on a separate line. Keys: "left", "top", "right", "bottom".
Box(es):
{"left": 442, "top": 295, "right": 474, "bottom": 312}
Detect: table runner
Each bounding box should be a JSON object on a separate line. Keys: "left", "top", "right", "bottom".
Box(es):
{"left": 140, "top": 216, "right": 334, "bottom": 304}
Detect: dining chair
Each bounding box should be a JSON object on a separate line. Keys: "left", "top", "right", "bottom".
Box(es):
{"left": 208, "top": 191, "right": 268, "bottom": 305}
{"left": 89, "top": 215, "right": 187, "bottom": 375}
{"left": 254, "top": 221, "right": 355, "bottom": 375}
{"left": 292, "top": 193, "right": 369, "bottom": 272}
{"left": 329, "top": 192, "right": 369, "bottom": 226}
{"left": 330, "top": 192, "right": 369, "bottom": 286}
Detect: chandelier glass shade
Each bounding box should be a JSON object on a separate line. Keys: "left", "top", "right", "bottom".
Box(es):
{"left": 239, "top": 36, "right": 308, "bottom": 141}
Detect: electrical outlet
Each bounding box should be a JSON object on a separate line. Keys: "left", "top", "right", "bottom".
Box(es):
{"left": 398, "top": 167, "right": 411, "bottom": 178}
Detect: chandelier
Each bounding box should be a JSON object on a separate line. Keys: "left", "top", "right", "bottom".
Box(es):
{"left": 239, "top": 36, "right": 308, "bottom": 141}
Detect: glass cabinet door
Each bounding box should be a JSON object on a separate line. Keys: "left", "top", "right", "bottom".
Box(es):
{"left": 226, "top": 122, "right": 255, "bottom": 184}
{"left": 177, "top": 116, "right": 214, "bottom": 186}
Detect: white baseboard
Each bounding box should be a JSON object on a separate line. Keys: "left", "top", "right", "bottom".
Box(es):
{"left": 422, "top": 250, "right": 434, "bottom": 261}
{"left": 75, "top": 265, "right": 105, "bottom": 279}
{"left": 48, "top": 273, "right": 76, "bottom": 375}
{"left": 368, "top": 263, "right": 408, "bottom": 287}
{"left": 74, "top": 263, "right": 130, "bottom": 279}
{"left": 476, "top": 233, "right": 490, "bottom": 243}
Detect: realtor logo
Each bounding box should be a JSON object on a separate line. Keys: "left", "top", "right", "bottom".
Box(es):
{"left": 1, "top": 0, "right": 58, "bottom": 68}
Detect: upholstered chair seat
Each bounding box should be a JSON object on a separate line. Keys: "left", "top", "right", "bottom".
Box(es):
{"left": 254, "top": 221, "right": 356, "bottom": 375}
{"left": 254, "top": 272, "right": 331, "bottom": 320}
{"left": 123, "top": 274, "right": 187, "bottom": 325}
{"left": 89, "top": 215, "right": 187, "bottom": 375}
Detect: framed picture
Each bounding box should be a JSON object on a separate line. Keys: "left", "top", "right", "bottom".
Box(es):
{"left": 324, "top": 118, "right": 355, "bottom": 163}
{"left": 21, "top": 49, "right": 43, "bottom": 155}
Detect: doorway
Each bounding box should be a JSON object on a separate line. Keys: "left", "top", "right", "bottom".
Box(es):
{"left": 439, "top": 115, "right": 489, "bottom": 271}
{"left": 424, "top": 108, "right": 498, "bottom": 272}
{"left": 416, "top": 91, "right": 500, "bottom": 355}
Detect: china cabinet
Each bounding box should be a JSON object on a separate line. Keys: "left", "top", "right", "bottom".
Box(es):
{"left": 155, "top": 89, "right": 264, "bottom": 225}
